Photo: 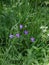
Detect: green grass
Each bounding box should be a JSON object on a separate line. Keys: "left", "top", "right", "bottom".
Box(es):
{"left": 0, "top": 0, "right": 49, "bottom": 65}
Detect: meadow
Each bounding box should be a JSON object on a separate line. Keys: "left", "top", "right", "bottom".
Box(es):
{"left": 0, "top": 0, "right": 49, "bottom": 65}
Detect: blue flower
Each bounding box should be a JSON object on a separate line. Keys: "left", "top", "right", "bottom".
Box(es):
{"left": 24, "top": 30, "right": 28, "bottom": 35}
{"left": 20, "top": 24, "right": 23, "bottom": 29}
{"left": 30, "top": 37, "right": 35, "bottom": 42}
{"left": 16, "top": 33, "right": 20, "bottom": 38}
{"left": 9, "top": 34, "right": 14, "bottom": 38}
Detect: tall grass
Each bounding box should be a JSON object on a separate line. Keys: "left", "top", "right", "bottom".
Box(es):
{"left": 0, "top": 0, "right": 49, "bottom": 65}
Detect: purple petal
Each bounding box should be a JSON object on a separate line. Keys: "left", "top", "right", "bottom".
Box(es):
{"left": 20, "top": 24, "right": 23, "bottom": 29}
{"left": 9, "top": 34, "right": 14, "bottom": 38}
{"left": 30, "top": 37, "right": 35, "bottom": 42}
{"left": 16, "top": 33, "right": 20, "bottom": 38}
{"left": 24, "top": 30, "right": 28, "bottom": 35}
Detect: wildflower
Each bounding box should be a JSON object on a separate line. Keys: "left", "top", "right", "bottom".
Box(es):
{"left": 42, "top": 29, "right": 47, "bottom": 33}
{"left": 45, "top": 26, "right": 48, "bottom": 29}
{"left": 20, "top": 24, "right": 23, "bottom": 29}
{"left": 9, "top": 34, "right": 14, "bottom": 38}
{"left": 40, "top": 26, "right": 48, "bottom": 29}
{"left": 16, "top": 33, "right": 20, "bottom": 38}
{"left": 24, "top": 30, "right": 28, "bottom": 35}
{"left": 30, "top": 37, "right": 35, "bottom": 42}
{"left": 47, "top": 34, "right": 49, "bottom": 36}
{"left": 40, "top": 26, "right": 45, "bottom": 29}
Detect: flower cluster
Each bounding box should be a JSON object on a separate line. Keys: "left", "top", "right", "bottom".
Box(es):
{"left": 40, "top": 25, "right": 48, "bottom": 33}
{"left": 40, "top": 25, "right": 49, "bottom": 43}
{"left": 40, "top": 25, "right": 49, "bottom": 36}
{"left": 9, "top": 24, "right": 35, "bottom": 42}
